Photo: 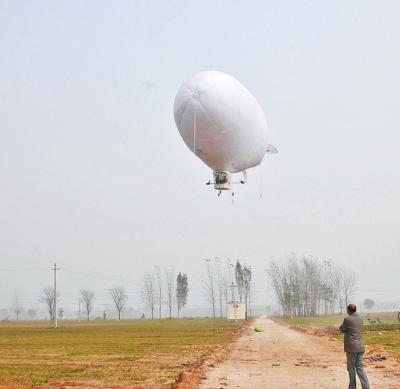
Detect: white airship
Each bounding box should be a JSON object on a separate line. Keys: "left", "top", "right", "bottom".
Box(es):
{"left": 173, "top": 71, "right": 277, "bottom": 192}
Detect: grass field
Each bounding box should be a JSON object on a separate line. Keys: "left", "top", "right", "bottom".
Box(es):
{"left": 278, "top": 312, "right": 400, "bottom": 360}
{"left": 0, "top": 319, "right": 242, "bottom": 387}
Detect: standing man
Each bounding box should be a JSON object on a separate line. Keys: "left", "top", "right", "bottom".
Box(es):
{"left": 340, "top": 304, "right": 369, "bottom": 389}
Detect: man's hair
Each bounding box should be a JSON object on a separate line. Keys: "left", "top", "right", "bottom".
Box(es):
{"left": 347, "top": 304, "right": 357, "bottom": 314}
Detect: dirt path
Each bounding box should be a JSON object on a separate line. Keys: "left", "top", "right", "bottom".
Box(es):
{"left": 199, "top": 316, "right": 399, "bottom": 389}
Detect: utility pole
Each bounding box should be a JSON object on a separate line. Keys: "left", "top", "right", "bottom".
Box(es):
{"left": 78, "top": 299, "right": 81, "bottom": 322}
{"left": 52, "top": 263, "right": 60, "bottom": 328}
{"left": 229, "top": 282, "right": 236, "bottom": 303}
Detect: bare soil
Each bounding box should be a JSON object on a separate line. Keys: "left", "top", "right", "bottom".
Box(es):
{"left": 199, "top": 316, "right": 400, "bottom": 389}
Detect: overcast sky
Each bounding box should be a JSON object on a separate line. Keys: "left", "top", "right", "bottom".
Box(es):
{"left": 1, "top": 0, "right": 399, "bottom": 317}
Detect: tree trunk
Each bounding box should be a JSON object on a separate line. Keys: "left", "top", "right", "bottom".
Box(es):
{"left": 219, "top": 292, "right": 223, "bottom": 319}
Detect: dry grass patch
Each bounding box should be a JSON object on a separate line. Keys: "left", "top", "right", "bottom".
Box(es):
{"left": 0, "top": 319, "right": 243, "bottom": 387}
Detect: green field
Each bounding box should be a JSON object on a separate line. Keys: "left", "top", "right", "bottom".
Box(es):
{"left": 279, "top": 312, "right": 400, "bottom": 360}
{"left": 0, "top": 319, "right": 241, "bottom": 387}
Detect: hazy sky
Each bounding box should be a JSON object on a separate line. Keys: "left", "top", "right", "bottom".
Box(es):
{"left": 1, "top": 1, "right": 399, "bottom": 317}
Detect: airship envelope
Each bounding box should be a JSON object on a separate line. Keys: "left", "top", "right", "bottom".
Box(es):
{"left": 173, "top": 71, "right": 276, "bottom": 190}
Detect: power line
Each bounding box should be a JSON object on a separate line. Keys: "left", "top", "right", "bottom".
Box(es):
{"left": 0, "top": 268, "right": 48, "bottom": 271}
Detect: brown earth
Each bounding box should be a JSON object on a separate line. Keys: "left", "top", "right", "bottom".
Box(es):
{"left": 199, "top": 316, "right": 400, "bottom": 389}
{"left": 3, "top": 318, "right": 397, "bottom": 389}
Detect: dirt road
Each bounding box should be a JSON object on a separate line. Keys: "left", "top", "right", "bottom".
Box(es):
{"left": 199, "top": 317, "right": 399, "bottom": 389}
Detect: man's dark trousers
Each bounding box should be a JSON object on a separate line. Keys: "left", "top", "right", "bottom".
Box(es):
{"left": 346, "top": 352, "right": 369, "bottom": 389}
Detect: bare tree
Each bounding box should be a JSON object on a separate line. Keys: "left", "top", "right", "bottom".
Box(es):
{"left": 203, "top": 259, "right": 216, "bottom": 319}
{"left": 142, "top": 272, "right": 156, "bottom": 319}
{"left": 176, "top": 272, "right": 188, "bottom": 318}
{"left": 109, "top": 286, "right": 128, "bottom": 320}
{"left": 39, "top": 286, "right": 59, "bottom": 320}
{"left": 320, "top": 260, "right": 339, "bottom": 315}
{"left": 154, "top": 265, "right": 162, "bottom": 319}
{"left": 214, "top": 258, "right": 228, "bottom": 319}
{"left": 58, "top": 307, "right": 64, "bottom": 321}
{"left": 13, "top": 293, "right": 23, "bottom": 320}
{"left": 340, "top": 268, "right": 356, "bottom": 311}
{"left": 267, "top": 255, "right": 354, "bottom": 317}
{"left": 266, "top": 261, "right": 288, "bottom": 316}
{"left": 80, "top": 289, "right": 95, "bottom": 321}
{"left": 164, "top": 266, "right": 176, "bottom": 319}
{"left": 221, "top": 259, "right": 231, "bottom": 306}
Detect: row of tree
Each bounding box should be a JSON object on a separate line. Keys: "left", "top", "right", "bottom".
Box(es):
{"left": 3, "top": 267, "right": 189, "bottom": 321}
{"left": 267, "top": 255, "right": 356, "bottom": 317}
{"left": 141, "top": 266, "right": 188, "bottom": 319}
{"left": 202, "top": 258, "right": 252, "bottom": 319}
{"left": 38, "top": 267, "right": 189, "bottom": 321}
{"left": 3, "top": 257, "right": 365, "bottom": 321}
{"left": 39, "top": 286, "right": 128, "bottom": 321}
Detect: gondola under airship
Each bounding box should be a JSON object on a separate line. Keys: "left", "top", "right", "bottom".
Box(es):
{"left": 173, "top": 71, "right": 277, "bottom": 192}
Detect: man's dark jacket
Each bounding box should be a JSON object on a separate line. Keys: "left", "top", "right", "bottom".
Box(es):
{"left": 339, "top": 313, "right": 365, "bottom": 353}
